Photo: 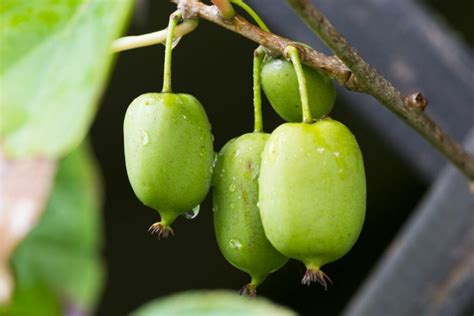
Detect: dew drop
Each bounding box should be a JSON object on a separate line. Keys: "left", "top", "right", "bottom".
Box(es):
{"left": 316, "top": 147, "right": 325, "bottom": 153}
{"left": 184, "top": 205, "right": 200, "bottom": 220}
{"left": 270, "top": 142, "right": 276, "bottom": 155}
{"left": 212, "top": 154, "right": 218, "bottom": 169}
{"left": 230, "top": 203, "right": 235, "bottom": 209}
{"left": 212, "top": 205, "right": 218, "bottom": 213}
{"left": 251, "top": 171, "right": 259, "bottom": 180}
{"left": 182, "top": 114, "right": 187, "bottom": 120}
{"left": 229, "top": 239, "right": 242, "bottom": 249}
{"left": 141, "top": 129, "right": 149, "bottom": 145}
{"left": 229, "top": 184, "right": 236, "bottom": 192}
{"left": 235, "top": 149, "right": 241, "bottom": 157}
{"left": 334, "top": 151, "right": 340, "bottom": 157}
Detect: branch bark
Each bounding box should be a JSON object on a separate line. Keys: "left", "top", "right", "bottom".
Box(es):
{"left": 173, "top": 0, "right": 474, "bottom": 180}
{"left": 174, "top": 0, "right": 354, "bottom": 88}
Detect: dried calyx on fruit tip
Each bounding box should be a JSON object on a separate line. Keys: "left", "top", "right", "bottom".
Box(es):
{"left": 148, "top": 222, "right": 175, "bottom": 239}
{"left": 301, "top": 268, "right": 332, "bottom": 290}
{"left": 239, "top": 283, "right": 257, "bottom": 298}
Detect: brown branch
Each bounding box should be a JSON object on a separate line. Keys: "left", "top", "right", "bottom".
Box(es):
{"left": 286, "top": 0, "right": 474, "bottom": 180}
{"left": 174, "top": 0, "right": 355, "bottom": 89}
{"left": 173, "top": 0, "right": 474, "bottom": 180}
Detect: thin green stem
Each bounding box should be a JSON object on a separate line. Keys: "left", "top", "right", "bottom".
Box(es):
{"left": 230, "top": 0, "right": 270, "bottom": 32}
{"left": 286, "top": 46, "right": 312, "bottom": 123}
{"left": 253, "top": 47, "right": 265, "bottom": 133}
{"left": 162, "top": 11, "right": 182, "bottom": 93}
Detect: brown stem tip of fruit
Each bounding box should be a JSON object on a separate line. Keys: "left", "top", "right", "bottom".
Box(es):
{"left": 239, "top": 283, "right": 257, "bottom": 298}
{"left": 301, "top": 268, "right": 332, "bottom": 290}
{"left": 148, "top": 222, "right": 175, "bottom": 239}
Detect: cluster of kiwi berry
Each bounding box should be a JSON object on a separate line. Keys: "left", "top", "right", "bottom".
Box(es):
{"left": 123, "top": 10, "right": 366, "bottom": 297}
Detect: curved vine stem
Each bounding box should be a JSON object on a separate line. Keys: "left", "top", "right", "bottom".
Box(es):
{"left": 286, "top": 46, "right": 312, "bottom": 123}
{"left": 253, "top": 47, "right": 265, "bottom": 133}
{"left": 162, "top": 11, "right": 182, "bottom": 93}
{"left": 230, "top": 0, "right": 270, "bottom": 32}
{"left": 111, "top": 18, "right": 198, "bottom": 53}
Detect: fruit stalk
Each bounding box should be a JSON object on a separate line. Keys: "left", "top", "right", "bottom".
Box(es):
{"left": 111, "top": 18, "right": 198, "bottom": 53}
{"left": 253, "top": 47, "right": 265, "bottom": 133}
{"left": 285, "top": 46, "right": 312, "bottom": 123}
{"left": 229, "top": 0, "right": 270, "bottom": 32}
{"left": 162, "top": 11, "right": 183, "bottom": 93}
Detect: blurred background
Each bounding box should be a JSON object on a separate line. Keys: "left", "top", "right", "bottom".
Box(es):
{"left": 87, "top": 0, "right": 473, "bottom": 315}
{"left": 2, "top": 0, "right": 472, "bottom": 315}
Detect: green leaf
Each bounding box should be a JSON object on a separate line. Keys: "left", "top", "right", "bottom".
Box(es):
{"left": 131, "top": 290, "right": 297, "bottom": 316}
{"left": 4, "top": 142, "right": 105, "bottom": 315}
{"left": 0, "top": 0, "right": 133, "bottom": 158}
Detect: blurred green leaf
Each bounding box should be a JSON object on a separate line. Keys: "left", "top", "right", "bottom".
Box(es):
{"left": 132, "top": 290, "right": 297, "bottom": 316}
{"left": 2, "top": 142, "right": 104, "bottom": 315}
{"left": 0, "top": 0, "right": 133, "bottom": 158}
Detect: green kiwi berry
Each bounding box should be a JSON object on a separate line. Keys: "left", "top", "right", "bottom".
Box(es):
{"left": 213, "top": 133, "right": 288, "bottom": 297}
{"left": 261, "top": 58, "right": 336, "bottom": 122}
{"left": 258, "top": 118, "right": 366, "bottom": 287}
{"left": 123, "top": 93, "right": 214, "bottom": 237}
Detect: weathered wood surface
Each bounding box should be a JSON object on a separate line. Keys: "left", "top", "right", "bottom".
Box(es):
{"left": 343, "top": 128, "right": 474, "bottom": 316}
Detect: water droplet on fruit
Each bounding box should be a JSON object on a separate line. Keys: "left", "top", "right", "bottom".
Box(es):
{"left": 333, "top": 151, "right": 340, "bottom": 157}
{"left": 212, "top": 205, "right": 218, "bottom": 213}
{"left": 256, "top": 201, "right": 260, "bottom": 208}
{"left": 212, "top": 154, "right": 218, "bottom": 168}
{"left": 230, "top": 203, "right": 235, "bottom": 209}
{"left": 229, "top": 184, "right": 236, "bottom": 192}
{"left": 316, "top": 147, "right": 325, "bottom": 153}
{"left": 141, "top": 130, "right": 149, "bottom": 145}
{"left": 229, "top": 239, "right": 242, "bottom": 249}
{"left": 235, "top": 149, "right": 240, "bottom": 157}
{"left": 274, "top": 59, "right": 283, "bottom": 69}
{"left": 251, "top": 170, "right": 259, "bottom": 180}
{"left": 184, "top": 205, "right": 200, "bottom": 220}
{"left": 182, "top": 114, "right": 187, "bottom": 120}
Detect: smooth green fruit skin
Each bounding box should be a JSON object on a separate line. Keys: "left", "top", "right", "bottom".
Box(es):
{"left": 261, "top": 58, "right": 336, "bottom": 122}
{"left": 258, "top": 118, "right": 366, "bottom": 269}
{"left": 213, "top": 133, "right": 288, "bottom": 285}
{"left": 124, "top": 93, "right": 214, "bottom": 224}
